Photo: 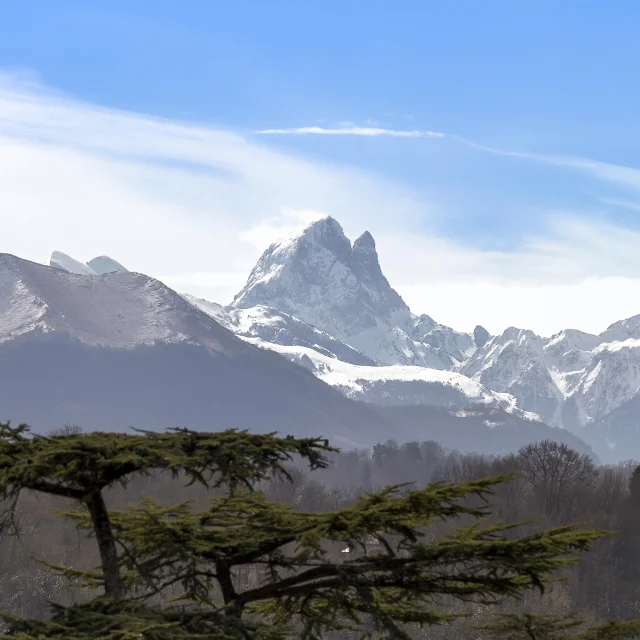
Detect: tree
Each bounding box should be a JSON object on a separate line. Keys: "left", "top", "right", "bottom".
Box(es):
{"left": 477, "top": 612, "right": 640, "bottom": 640}
{"left": 517, "top": 441, "right": 598, "bottom": 524}
{"left": 0, "top": 423, "right": 636, "bottom": 639}
{"left": 0, "top": 422, "right": 331, "bottom": 602}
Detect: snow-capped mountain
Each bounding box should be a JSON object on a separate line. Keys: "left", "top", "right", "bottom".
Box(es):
{"left": 0, "top": 252, "right": 584, "bottom": 457}
{"left": 186, "top": 295, "right": 537, "bottom": 421}
{"left": 50, "top": 251, "right": 97, "bottom": 276}
{"left": 562, "top": 338, "right": 640, "bottom": 427}
{"left": 185, "top": 296, "right": 377, "bottom": 366}
{"left": 221, "top": 216, "right": 640, "bottom": 460}
{"left": 456, "top": 318, "right": 640, "bottom": 460}
{"left": 240, "top": 338, "right": 538, "bottom": 421}
{"left": 0, "top": 253, "right": 229, "bottom": 349}
{"left": 16, "top": 215, "right": 640, "bottom": 460}
{"left": 460, "top": 328, "right": 565, "bottom": 426}
{"left": 0, "top": 253, "right": 400, "bottom": 446}
{"left": 88, "top": 255, "right": 128, "bottom": 274}
{"left": 49, "top": 251, "right": 128, "bottom": 275}
{"left": 232, "top": 217, "right": 476, "bottom": 369}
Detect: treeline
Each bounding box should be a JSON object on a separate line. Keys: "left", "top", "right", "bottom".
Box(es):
{"left": 270, "top": 439, "right": 640, "bottom": 625}
{"left": 0, "top": 435, "right": 639, "bottom": 636}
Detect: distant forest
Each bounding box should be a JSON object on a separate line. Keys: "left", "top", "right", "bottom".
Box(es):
{"left": 2, "top": 433, "right": 639, "bottom": 638}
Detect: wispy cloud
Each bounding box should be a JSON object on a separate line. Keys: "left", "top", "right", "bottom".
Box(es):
{"left": 3, "top": 73, "right": 640, "bottom": 335}
{"left": 0, "top": 74, "right": 426, "bottom": 303}
{"left": 257, "top": 123, "right": 640, "bottom": 197}
{"left": 257, "top": 126, "right": 446, "bottom": 138}
{"left": 257, "top": 124, "right": 640, "bottom": 196}
{"left": 457, "top": 137, "right": 640, "bottom": 193}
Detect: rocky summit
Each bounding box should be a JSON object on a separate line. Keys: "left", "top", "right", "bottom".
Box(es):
{"left": 232, "top": 216, "right": 473, "bottom": 368}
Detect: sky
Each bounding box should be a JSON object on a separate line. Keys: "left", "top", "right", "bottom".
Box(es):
{"left": 3, "top": 1, "right": 640, "bottom": 336}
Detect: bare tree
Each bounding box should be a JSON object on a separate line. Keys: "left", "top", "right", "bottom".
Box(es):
{"left": 517, "top": 440, "right": 598, "bottom": 524}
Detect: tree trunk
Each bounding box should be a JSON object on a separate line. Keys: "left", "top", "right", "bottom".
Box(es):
{"left": 85, "top": 490, "right": 123, "bottom": 598}
{"left": 217, "top": 560, "right": 244, "bottom": 636}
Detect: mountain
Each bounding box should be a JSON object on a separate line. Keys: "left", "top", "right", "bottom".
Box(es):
{"left": 0, "top": 253, "right": 587, "bottom": 458}
{"left": 37, "top": 219, "right": 640, "bottom": 463}
{"left": 232, "top": 217, "right": 473, "bottom": 368}
{"left": 88, "top": 256, "right": 128, "bottom": 274}
{"left": 185, "top": 296, "right": 377, "bottom": 366}
{"left": 50, "top": 251, "right": 96, "bottom": 276}
{"left": 460, "top": 328, "right": 565, "bottom": 426}
{"left": 0, "top": 253, "right": 396, "bottom": 447}
{"left": 563, "top": 339, "right": 640, "bottom": 428}
{"left": 224, "top": 216, "right": 640, "bottom": 460}
{"left": 600, "top": 315, "right": 640, "bottom": 343}
{"left": 457, "top": 320, "right": 640, "bottom": 459}
{"left": 239, "top": 338, "right": 539, "bottom": 421}
{"left": 185, "top": 294, "right": 533, "bottom": 419}
{"left": 1, "top": 253, "right": 220, "bottom": 349}
{"left": 49, "top": 251, "right": 128, "bottom": 276}
{"left": 188, "top": 293, "right": 546, "bottom": 426}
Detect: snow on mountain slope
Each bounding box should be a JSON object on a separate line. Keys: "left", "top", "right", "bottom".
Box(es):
{"left": 241, "top": 336, "right": 540, "bottom": 421}
{"left": 0, "top": 246, "right": 601, "bottom": 456}
{"left": 543, "top": 329, "right": 600, "bottom": 372}
{"left": 184, "top": 292, "right": 543, "bottom": 422}
{"left": 50, "top": 251, "right": 97, "bottom": 275}
{"left": 460, "top": 328, "right": 564, "bottom": 426}
{"left": 184, "top": 295, "right": 377, "bottom": 366}
{"left": 50, "top": 251, "right": 129, "bottom": 276}
{"left": 231, "top": 216, "right": 473, "bottom": 368}
{"left": 459, "top": 323, "right": 640, "bottom": 448}
{"left": 88, "top": 255, "right": 128, "bottom": 274}
{"left": 563, "top": 339, "right": 640, "bottom": 426}
{"left": 0, "top": 253, "right": 238, "bottom": 350}
{"left": 600, "top": 315, "right": 640, "bottom": 343}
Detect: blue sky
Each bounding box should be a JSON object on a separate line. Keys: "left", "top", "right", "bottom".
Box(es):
{"left": 2, "top": 1, "right": 640, "bottom": 335}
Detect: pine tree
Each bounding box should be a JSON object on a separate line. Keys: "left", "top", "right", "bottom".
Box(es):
{"left": 0, "top": 422, "right": 637, "bottom": 639}
{"left": 476, "top": 612, "right": 640, "bottom": 640}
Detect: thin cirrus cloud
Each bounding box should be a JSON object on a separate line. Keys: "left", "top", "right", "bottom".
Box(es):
{"left": 259, "top": 125, "right": 640, "bottom": 195}
{"left": 257, "top": 126, "right": 446, "bottom": 138}
{"left": 455, "top": 136, "right": 640, "bottom": 193}
{"left": 3, "top": 72, "right": 640, "bottom": 334}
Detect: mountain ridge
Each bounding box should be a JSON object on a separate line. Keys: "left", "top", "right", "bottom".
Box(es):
{"left": 0, "top": 250, "right": 585, "bottom": 457}
{"left": 19, "top": 214, "right": 640, "bottom": 461}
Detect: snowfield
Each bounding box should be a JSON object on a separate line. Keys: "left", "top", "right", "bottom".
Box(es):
{"left": 240, "top": 336, "right": 540, "bottom": 422}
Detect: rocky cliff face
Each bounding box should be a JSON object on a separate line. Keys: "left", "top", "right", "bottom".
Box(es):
{"left": 232, "top": 216, "right": 473, "bottom": 368}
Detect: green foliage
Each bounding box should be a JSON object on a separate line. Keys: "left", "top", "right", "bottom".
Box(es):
{"left": 0, "top": 422, "right": 333, "bottom": 506}
{"left": 476, "top": 612, "right": 640, "bottom": 640}
{"left": 0, "top": 599, "right": 287, "bottom": 640}
{"left": 0, "top": 422, "right": 636, "bottom": 639}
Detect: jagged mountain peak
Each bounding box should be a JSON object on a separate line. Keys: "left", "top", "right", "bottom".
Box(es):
{"left": 304, "top": 214, "right": 345, "bottom": 237}
{"left": 473, "top": 325, "right": 491, "bottom": 348}
{"left": 232, "top": 217, "right": 408, "bottom": 335}
{"left": 288, "top": 216, "right": 352, "bottom": 259}
{"left": 500, "top": 326, "right": 541, "bottom": 344}
{"left": 353, "top": 230, "right": 375, "bottom": 250}
{"left": 231, "top": 216, "right": 473, "bottom": 368}
{"left": 351, "top": 230, "right": 386, "bottom": 285}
